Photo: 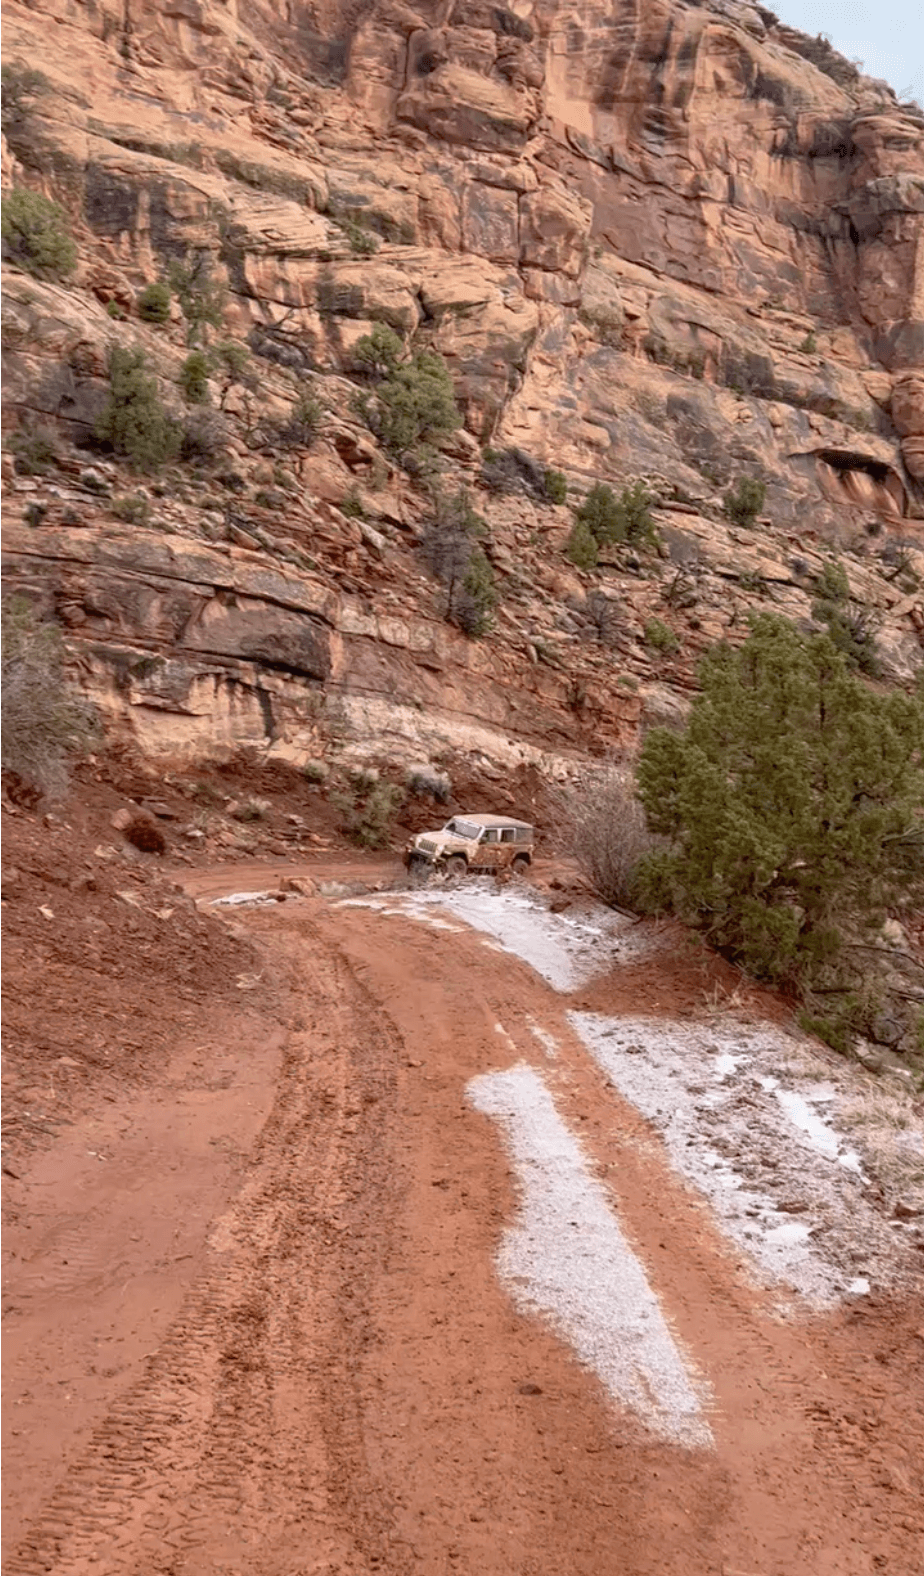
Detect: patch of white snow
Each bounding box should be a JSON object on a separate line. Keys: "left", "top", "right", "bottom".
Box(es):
{"left": 468, "top": 1063, "right": 713, "bottom": 1448}
{"left": 571, "top": 1014, "right": 901, "bottom": 1306}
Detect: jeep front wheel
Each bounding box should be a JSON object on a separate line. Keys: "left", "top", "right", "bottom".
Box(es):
{"left": 445, "top": 854, "right": 467, "bottom": 879}
{"left": 407, "top": 853, "right": 430, "bottom": 886}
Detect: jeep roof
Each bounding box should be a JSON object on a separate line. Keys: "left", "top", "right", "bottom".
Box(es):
{"left": 450, "top": 815, "right": 533, "bottom": 831}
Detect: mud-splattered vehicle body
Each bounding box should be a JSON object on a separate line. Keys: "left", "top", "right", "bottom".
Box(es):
{"left": 404, "top": 815, "right": 534, "bottom": 879}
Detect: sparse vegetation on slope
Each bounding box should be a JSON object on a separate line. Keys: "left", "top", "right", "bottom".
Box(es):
{"left": 1, "top": 598, "right": 97, "bottom": 800}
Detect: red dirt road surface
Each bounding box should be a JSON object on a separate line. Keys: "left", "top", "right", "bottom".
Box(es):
{"left": 3, "top": 855, "right": 924, "bottom": 1576}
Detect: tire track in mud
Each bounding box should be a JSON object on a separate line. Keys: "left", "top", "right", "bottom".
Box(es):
{"left": 7, "top": 924, "right": 405, "bottom": 1576}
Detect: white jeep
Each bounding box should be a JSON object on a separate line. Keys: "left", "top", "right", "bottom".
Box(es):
{"left": 404, "top": 815, "right": 534, "bottom": 880}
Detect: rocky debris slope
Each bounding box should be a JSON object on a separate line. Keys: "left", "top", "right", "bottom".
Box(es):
{"left": 2, "top": 0, "right": 923, "bottom": 770}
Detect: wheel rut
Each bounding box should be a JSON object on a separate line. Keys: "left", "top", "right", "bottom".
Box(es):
{"left": 8, "top": 924, "right": 403, "bottom": 1576}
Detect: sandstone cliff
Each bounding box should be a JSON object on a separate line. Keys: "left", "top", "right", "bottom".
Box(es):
{"left": 3, "top": 0, "right": 923, "bottom": 775}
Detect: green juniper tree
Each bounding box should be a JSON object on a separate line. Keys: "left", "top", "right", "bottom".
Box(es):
{"left": 636, "top": 614, "right": 924, "bottom": 1000}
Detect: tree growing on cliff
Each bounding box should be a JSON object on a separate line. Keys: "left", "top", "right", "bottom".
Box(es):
{"left": 357, "top": 347, "right": 462, "bottom": 460}
{"left": 1, "top": 189, "right": 76, "bottom": 281}
{"left": 635, "top": 614, "right": 924, "bottom": 1025}
{"left": 353, "top": 322, "right": 403, "bottom": 378}
{"left": 167, "top": 253, "right": 226, "bottom": 345}
{"left": 574, "top": 481, "right": 658, "bottom": 549}
{"left": 723, "top": 476, "right": 766, "bottom": 528}
{"left": 95, "top": 346, "right": 181, "bottom": 471}
{"left": 811, "top": 558, "right": 881, "bottom": 677}
{"left": 422, "top": 489, "right": 497, "bottom": 637}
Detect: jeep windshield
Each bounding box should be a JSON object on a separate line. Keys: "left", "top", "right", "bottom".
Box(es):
{"left": 442, "top": 820, "right": 482, "bottom": 841}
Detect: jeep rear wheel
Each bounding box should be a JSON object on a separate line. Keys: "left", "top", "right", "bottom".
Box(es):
{"left": 445, "top": 854, "right": 467, "bottom": 879}
{"left": 512, "top": 854, "right": 530, "bottom": 877}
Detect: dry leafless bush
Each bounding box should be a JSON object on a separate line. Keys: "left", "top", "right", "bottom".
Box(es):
{"left": 560, "top": 764, "right": 661, "bottom": 910}
{"left": 125, "top": 811, "right": 166, "bottom": 854}
{"left": 1, "top": 597, "right": 97, "bottom": 800}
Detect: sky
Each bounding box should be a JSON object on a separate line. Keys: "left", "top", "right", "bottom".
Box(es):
{"left": 770, "top": 0, "right": 924, "bottom": 105}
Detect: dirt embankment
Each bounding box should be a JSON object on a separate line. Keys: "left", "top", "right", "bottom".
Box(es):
{"left": 3, "top": 800, "right": 924, "bottom": 1576}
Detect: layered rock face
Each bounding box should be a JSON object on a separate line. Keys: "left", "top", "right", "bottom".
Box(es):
{"left": 2, "top": 0, "right": 923, "bottom": 769}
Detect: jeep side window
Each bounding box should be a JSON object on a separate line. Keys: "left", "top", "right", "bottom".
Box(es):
{"left": 500, "top": 828, "right": 516, "bottom": 843}
{"left": 483, "top": 828, "right": 499, "bottom": 842}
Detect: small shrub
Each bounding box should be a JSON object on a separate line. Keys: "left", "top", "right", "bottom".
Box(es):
{"left": 112, "top": 492, "right": 151, "bottom": 525}
{"left": 575, "top": 481, "right": 657, "bottom": 548}
{"left": 810, "top": 558, "right": 880, "bottom": 674}
{"left": 338, "top": 218, "right": 379, "bottom": 256}
{"left": 480, "top": 447, "right": 548, "bottom": 500}
{"left": 544, "top": 468, "right": 568, "bottom": 505}
{"left": 24, "top": 501, "right": 48, "bottom": 529}
{"left": 1, "top": 65, "right": 51, "bottom": 163}
{"left": 360, "top": 349, "right": 461, "bottom": 459}
{"left": 106, "top": 300, "right": 127, "bottom": 320}
{"left": 1, "top": 188, "right": 76, "bottom": 280}
{"left": 340, "top": 487, "right": 366, "bottom": 519}
{"left": 585, "top": 590, "right": 625, "bottom": 647}
{"left": 6, "top": 422, "right": 58, "bottom": 476}
{"left": 815, "top": 599, "right": 881, "bottom": 676}
{"left": 454, "top": 544, "right": 496, "bottom": 637}
{"left": 561, "top": 766, "right": 660, "bottom": 909}
{"left": 189, "top": 778, "right": 224, "bottom": 806}
{"left": 407, "top": 764, "right": 451, "bottom": 802}
{"left": 814, "top": 559, "right": 850, "bottom": 604}
{"left": 1, "top": 597, "right": 97, "bottom": 800}
{"left": 618, "top": 481, "right": 658, "bottom": 546}
{"left": 301, "top": 759, "right": 329, "bottom": 784}
{"left": 799, "top": 331, "right": 817, "bottom": 354}
{"left": 137, "top": 281, "right": 172, "bottom": 324}
{"left": 95, "top": 346, "right": 181, "bottom": 472}
{"left": 576, "top": 482, "right": 622, "bottom": 544}
{"left": 566, "top": 517, "right": 598, "bottom": 569}
{"left": 644, "top": 617, "right": 679, "bottom": 654}
{"left": 353, "top": 322, "right": 403, "bottom": 378}
{"left": 181, "top": 407, "right": 229, "bottom": 463}
{"left": 180, "top": 350, "right": 211, "bottom": 404}
{"left": 212, "top": 340, "right": 255, "bottom": 409}
{"left": 334, "top": 780, "right": 404, "bottom": 847}
{"left": 232, "top": 795, "right": 270, "bottom": 822}
{"left": 723, "top": 476, "right": 766, "bottom": 528}
{"left": 270, "top": 391, "right": 324, "bottom": 449}
{"left": 125, "top": 811, "right": 166, "bottom": 854}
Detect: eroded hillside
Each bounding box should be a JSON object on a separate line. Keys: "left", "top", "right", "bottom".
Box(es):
{"left": 2, "top": 0, "right": 924, "bottom": 773}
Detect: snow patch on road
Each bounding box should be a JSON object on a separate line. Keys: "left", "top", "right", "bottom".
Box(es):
{"left": 211, "top": 890, "right": 279, "bottom": 907}
{"left": 528, "top": 1018, "right": 559, "bottom": 1059}
{"left": 339, "top": 896, "right": 462, "bottom": 933}
{"left": 572, "top": 1014, "right": 907, "bottom": 1306}
{"left": 356, "top": 884, "right": 660, "bottom": 989}
{"left": 772, "top": 1089, "right": 867, "bottom": 1178}
{"left": 468, "top": 1063, "right": 713, "bottom": 1449}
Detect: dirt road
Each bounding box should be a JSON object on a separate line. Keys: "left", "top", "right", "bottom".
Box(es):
{"left": 4, "top": 874, "right": 923, "bottom": 1576}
